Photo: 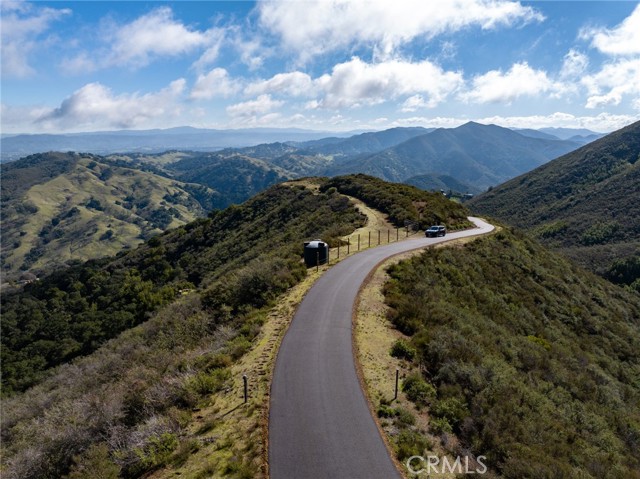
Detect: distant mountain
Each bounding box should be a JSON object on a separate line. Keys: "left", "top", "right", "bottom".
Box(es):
{"left": 0, "top": 152, "right": 220, "bottom": 278}
{"left": 0, "top": 127, "right": 358, "bottom": 162}
{"left": 470, "top": 120, "right": 640, "bottom": 283}
{"left": 327, "top": 122, "right": 582, "bottom": 190}
{"left": 404, "top": 173, "right": 480, "bottom": 195}
{"left": 298, "top": 126, "right": 432, "bottom": 158}
{"left": 513, "top": 128, "right": 561, "bottom": 141}
{"left": 179, "top": 126, "right": 437, "bottom": 179}
{"left": 539, "top": 126, "right": 604, "bottom": 140}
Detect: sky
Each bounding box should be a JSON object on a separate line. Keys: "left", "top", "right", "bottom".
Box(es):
{"left": 1, "top": 0, "right": 639, "bottom": 134}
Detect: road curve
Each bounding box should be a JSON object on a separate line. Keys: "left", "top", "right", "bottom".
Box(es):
{"left": 269, "top": 217, "right": 494, "bottom": 479}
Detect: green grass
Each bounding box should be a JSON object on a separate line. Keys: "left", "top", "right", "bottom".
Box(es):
{"left": 1, "top": 153, "right": 219, "bottom": 278}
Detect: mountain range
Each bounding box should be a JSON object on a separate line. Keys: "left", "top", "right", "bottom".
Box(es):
{"left": 0, "top": 122, "right": 605, "bottom": 279}
{"left": 0, "top": 127, "right": 363, "bottom": 163}
{"left": 326, "top": 122, "right": 585, "bottom": 189}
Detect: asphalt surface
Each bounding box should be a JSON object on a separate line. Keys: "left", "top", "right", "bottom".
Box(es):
{"left": 269, "top": 217, "right": 495, "bottom": 479}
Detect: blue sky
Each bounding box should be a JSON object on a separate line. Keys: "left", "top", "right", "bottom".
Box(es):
{"left": 2, "top": 0, "right": 639, "bottom": 134}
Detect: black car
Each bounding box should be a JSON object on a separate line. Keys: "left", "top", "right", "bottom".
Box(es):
{"left": 425, "top": 225, "right": 446, "bottom": 237}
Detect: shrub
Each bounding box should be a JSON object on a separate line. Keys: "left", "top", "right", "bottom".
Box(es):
{"left": 395, "top": 429, "right": 430, "bottom": 461}
{"left": 430, "top": 397, "right": 469, "bottom": 431}
{"left": 395, "top": 407, "right": 416, "bottom": 427}
{"left": 65, "top": 443, "right": 120, "bottom": 479}
{"left": 390, "top": 339, "right": 416, "bottom": 361}
{"left": 402, "top": 373, "right": 436, "bottom": 408}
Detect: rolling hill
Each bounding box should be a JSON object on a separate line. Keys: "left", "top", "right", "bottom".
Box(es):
{"left": 165, "top": 153, "right": 291, "bottom": 207}
{"left": 327, "top": 122, "right": 582, "bottom": 189}
{"left": 0, "top": 152, "right": 220, "bottom": 278}
{"left": 469, "top": 120, "right": 640, "bottom": 285}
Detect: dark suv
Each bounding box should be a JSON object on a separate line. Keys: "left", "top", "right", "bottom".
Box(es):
{"left": 425, "top": 225, "right": 446, "bottom": 237}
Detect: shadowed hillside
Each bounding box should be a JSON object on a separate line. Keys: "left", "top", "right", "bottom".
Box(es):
{"left": 470, "top": 120, "right": 640, "bottom": 286}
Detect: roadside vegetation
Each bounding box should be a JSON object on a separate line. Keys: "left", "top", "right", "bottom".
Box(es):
{"left": 1, "top": 175, "right": 470, "bottom": 478}
{"left": 321, "top": 174, "right": 472, "bottom": 231}
{"left": 382, "top": 227, "right": 640, "bottom": 478}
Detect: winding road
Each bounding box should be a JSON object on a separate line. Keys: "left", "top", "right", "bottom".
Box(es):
{"left": 269, "top": 217, "right": 495, "bottom": 479}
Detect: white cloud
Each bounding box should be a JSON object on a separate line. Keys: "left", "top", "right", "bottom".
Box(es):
{"left": 0, "top": 1, "right": 71, "bottom": 77}
{"left": 36, "top": 80, "right": 186, "bottom": 131}
{"left": 63, "top": 7, "right": 222, "bottom": 72}
{"left": 401, "top": 95, "right": 434, "bottom": 112}
{"left": 582, "top": 4, "right": 640, "bottom": 56}
{"left": 191, "top": 28, "right": 227, "bottom": 72}
{"left": 582, "top": 59, "right": 640, "bottom": 109}
{"left": 476, "top": 112, "right": 639, "bottom": 132}
{"left": 59, "top": 52, "right": 98, "bottom": 75}
{"left": 245, "top": 72, "right": 315, "bottom": 97}
{"left": 106, "top": 7, "right": 211, "bottom": 67}
{"left": 226, "top": 94, "right": 284, "bottom": 119}
{"left": 560, "top": 49, "right": 588, "bottom": 79}
{"left": 461, "top": 62, "right": 561, "bottom": 104}
{"left": 190, "top": 68, "right": 239, "bottom": 100}
{"left": 316, "top": 57, "right": 463, "bottom": 109}
{"left": 258, "top": 0, "right": 543, "bottom": 61}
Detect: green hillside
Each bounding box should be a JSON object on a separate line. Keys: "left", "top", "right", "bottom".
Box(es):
{"left": 0, "top": 153, "right": 220, "bottom": 278}
{"left": 166, "top": 152, "right": 291, "bottom": 206}
{"left": 383, "top": 227, "right": 640, "bottom": 478}
{"left": 469, "top": 120, "right": 640, "bottom": 286}
{"left": 404, "top": 173, "right": 481, "bottom": 195}
{"left": 1, "top": 175, "right": 469, "bottom": 478}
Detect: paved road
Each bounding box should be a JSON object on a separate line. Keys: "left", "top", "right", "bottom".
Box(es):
{"left": 269, "top": 218, "right": 494, "bottom": 479}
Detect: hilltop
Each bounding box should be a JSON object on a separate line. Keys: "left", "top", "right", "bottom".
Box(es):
{"left": 470, "top": 120, "right": 640, "bottom": 287}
